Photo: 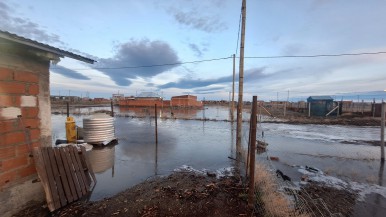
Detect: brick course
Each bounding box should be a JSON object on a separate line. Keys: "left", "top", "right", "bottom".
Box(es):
{"left": 0, "top": 66, "right": 42, "bottom": 190}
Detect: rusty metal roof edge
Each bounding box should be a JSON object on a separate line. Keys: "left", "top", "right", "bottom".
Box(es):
{"left": 0, "top": 30, "right": 96, "bottom": 64}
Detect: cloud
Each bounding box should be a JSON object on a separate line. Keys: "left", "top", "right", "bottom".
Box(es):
{"left": 50, "top": 65, "right": 90, "bottom": 80}
{"left": 169, "top": 8, "right": 227, "bottom": 33}
{"left": 95, "top": 39, "right": 180, "bottom": 86}
{"left": 158, "top": 67, "right": 266, "bottom": 89}
{"left": 0, "top": 2, "right": 63, "bottom": 44}
{"left": 188, "top": 43, "right": 203, "bottom": 57}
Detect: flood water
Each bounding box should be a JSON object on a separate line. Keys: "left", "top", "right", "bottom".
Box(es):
{"left": 51, "top": 105, "right": 386, "bottom": 214}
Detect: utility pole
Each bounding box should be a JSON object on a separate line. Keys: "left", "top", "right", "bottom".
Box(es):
{"left": 381, "top": 100, "right": 385, "bottom": 162}
{"left": 236, "top": 0, "right": 246, "bottom": 147}
{"left": 232, "top": 54, "right": 236, "bottom": 118}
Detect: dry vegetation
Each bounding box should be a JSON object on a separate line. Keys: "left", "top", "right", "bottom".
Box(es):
{"left": 253, "top": 163, "right": 309, "bottom": 217}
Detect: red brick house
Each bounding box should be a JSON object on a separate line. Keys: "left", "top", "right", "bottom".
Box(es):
{"left": 0, "top": 30, "right": 95, "bottom": 216}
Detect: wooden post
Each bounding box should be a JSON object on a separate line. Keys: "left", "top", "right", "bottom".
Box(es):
{"left": 308, "top": 102, "right": 311, "bottom": 117}
{"left": 248, "top": 96, "right": 257, "bottom": 208}
{"left": 110, "top": 100, "right": 114, "bottom": 117}
{"left": 373, "top": 98, "right": 376, "bottom": 117}
{"left": 232, "top": 54, "right": 236, "bottom": 119}
{"left": 337, "top": 102, "right": 340, "bottom": 117}
{"left": 381, "top": 101, "right": 385, "bottom": 162}
{"left": 362, "top": 100, "right": 364, "bottom": 115}
{"left": 155, "top": 104, "right": 158, "bottom": 145}
{"left": 236, "top": 0, "right": 246, "bottom": 147}
{"left": 66, "top": 101, "right": 69, "bottom": 117}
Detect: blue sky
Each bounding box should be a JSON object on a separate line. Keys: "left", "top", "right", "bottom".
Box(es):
{"left": 2, "top": 0, "right": 386, "bottom": 101}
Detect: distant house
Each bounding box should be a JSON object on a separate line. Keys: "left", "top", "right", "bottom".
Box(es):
{"left": 0, "top": 30, "right": 95, "bottom": 216}
{"left": 93, "top": 98, "right": 110, "bottom": 103}
{"left": 112, "top": 93, "right": 124, "bottom": 103}
{"left": 307, "top": 96, "right": 334, "bottom": 116}
{"left": 119, "top": 92, "right": 164, "bottom": 107}
{"left": 171, "top": 95, "right": 202, "bottom": 108}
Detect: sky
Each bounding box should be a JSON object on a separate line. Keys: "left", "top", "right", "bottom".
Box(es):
{"left": 2, "top": 0, "right": 386, "bottom": 101}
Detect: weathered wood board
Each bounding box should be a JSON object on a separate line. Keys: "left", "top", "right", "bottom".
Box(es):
{"left": 33, "top": 146, "right": 96, "bottom": 211}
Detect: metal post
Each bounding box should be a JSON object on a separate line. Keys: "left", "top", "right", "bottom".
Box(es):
{"left": 66, "top": 101, "right": 69, "bottom": 117}
{"left": 155, "top": 104, "right": 158, "bottom": 145}
{"left": 381, "top": 101, "right": 385, "bottom": 162}
{"left": 236, "top": 0, "right": 246, "bottom": 147}
{"left": 248, "top": 96, "right": 257, "bottom": 207}
{"left": 308, "top": 102, "right": 311, "bottom": 117}
{"left": 110, "top": 100, "right": 114, "bottom": 117}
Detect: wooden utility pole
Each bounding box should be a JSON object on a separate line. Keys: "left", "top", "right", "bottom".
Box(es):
{"left": 381, "top": 101, "right": 385, "bottom": 162}
{"left": 232, "top": 54, "right": 236, "bottom": 118}
{"left": 236, "top": 0, "right": 246, "bottom": 147}
{"left": 248, "top": 96, "right": 257, "bottom": 207}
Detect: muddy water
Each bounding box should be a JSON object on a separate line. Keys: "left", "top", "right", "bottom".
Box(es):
{"left": 51, "top": 105, "right": 386, "bottom": 213}
{"left": 52, "top": 113, "right": 235, "bottom": 201}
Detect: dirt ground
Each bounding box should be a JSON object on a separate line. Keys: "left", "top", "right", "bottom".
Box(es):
{"left": 13, "top": 172, "right": 360, "bottom": 217}
{"left": 13, "top": 172, "right": 254, "bottom": 217}
{"left": 299, "top": 183, "right": 358, "bottom": 217}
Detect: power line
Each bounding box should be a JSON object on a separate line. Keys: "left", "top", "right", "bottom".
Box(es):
{"left": 50, "top": 56, "right": 232, "bottom": 71}
{"left": 50, "top": 51, "right": 386, "bottom": 72}
{"left": 244, "top": 51, "right": 386, "bottom": 59}
{"left": 235, "top": 5, "right": 242, "bottom": 55}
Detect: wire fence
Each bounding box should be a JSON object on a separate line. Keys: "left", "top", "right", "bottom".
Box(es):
{"left": 239, "top": 99, "right": 375, "bottom": 217}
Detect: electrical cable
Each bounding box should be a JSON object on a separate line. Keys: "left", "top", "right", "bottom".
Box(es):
{"left": 50, "top": 51, "right": 386, "bottom": 71}
{"left": 50, "top": 56, "right": 233, "bottom": 71}
{"left": 235, "top": 6, "right": 242, "bottom": 56}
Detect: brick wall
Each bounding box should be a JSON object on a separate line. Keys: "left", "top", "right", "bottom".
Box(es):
{"left": 118, "top": 98, "right": 169, "bottom": 107}
{"left": 0, "top": 67, "right": 41, "bottom": 189}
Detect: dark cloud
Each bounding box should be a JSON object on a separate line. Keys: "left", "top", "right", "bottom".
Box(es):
{"left": 0, "top": 2, "right": 63, "bottom": 44}
{"left": 158, "top": 67, "right": 266, "bottom": 89}
{"left": 95, "top": 39, "right": 180, "bottom": 86}
{"left": 188, "top": 43, "right": 203, "bottom": 57}
{"left": 281, "top": 43, "right": 305, "bottom": 55}
{"left": 170, "top": 8, "right": 227, "bottom": 33}
{"left": 50, "top": 65, "right": 90, "bottom": 80}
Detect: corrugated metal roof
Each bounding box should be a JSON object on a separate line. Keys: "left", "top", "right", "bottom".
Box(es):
{"left": 0, "top": 30, "right": 95, "bottom": 64}
{"left": 307, "top": 96, "right": 333, "bottom": 101}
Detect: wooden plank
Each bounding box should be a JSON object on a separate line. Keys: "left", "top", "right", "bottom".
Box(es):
{"left": 78, "top": 149, "right": 91, "bottom": 187}
{"left": 54, "top": 148, "right": 74, "bottom": 203}
{"left": 60, "top": 147, "right": 79, "bottom": 200}
{"left": 73, "top": 146, "right": 90, "bottom": 191}
{"left": 64, "top": 147, "right": 83, "bottom": 198}
{"left": 47, "top": 148, "right": 67, "bottom": 207}
{"left": 33, "top": 148, "right": 55, "bottom": 211}
{"left": 80, "top": 146, "right": 97, "bottom": 185}
{"left": 41, "top": 148, "right": 61, "bottom": 210}
{"left": 69, "top": 146, "right": 87, "bottom": 195}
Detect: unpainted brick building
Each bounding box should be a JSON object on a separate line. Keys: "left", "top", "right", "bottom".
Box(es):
{"left": 0, "top": 30, "right": 94, "bottom": 217}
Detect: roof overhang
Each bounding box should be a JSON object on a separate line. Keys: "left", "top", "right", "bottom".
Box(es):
{"left": 0, "top": 30, "right": 95, "bottom": 64}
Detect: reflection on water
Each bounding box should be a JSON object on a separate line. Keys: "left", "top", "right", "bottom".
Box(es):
{"left": 88, "top": 146, "right": 115, "bottom": 173}
{"left": 50, "top": 115, "right": 236, "bottom": 201}
{"left": 51, "top": 106, "right": 386, "bottom": 208}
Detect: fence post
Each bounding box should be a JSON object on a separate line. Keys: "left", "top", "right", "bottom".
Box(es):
{"left": 155, "top": 104, "right": 158, "bottom": 145}
{"left": 248, "top": 96, "right": 257, "bottom": 208}
{"left": 308, "top": 102, "right": 311, "bottom": 117}
{"left": 381, "top": 101, "right": 385, "bottom": 162}
{"left": 66, "top": 101, "right": 69, "bottom": 117}
{"left": 110, "top": 100, "right": 114, "bottom": 117}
